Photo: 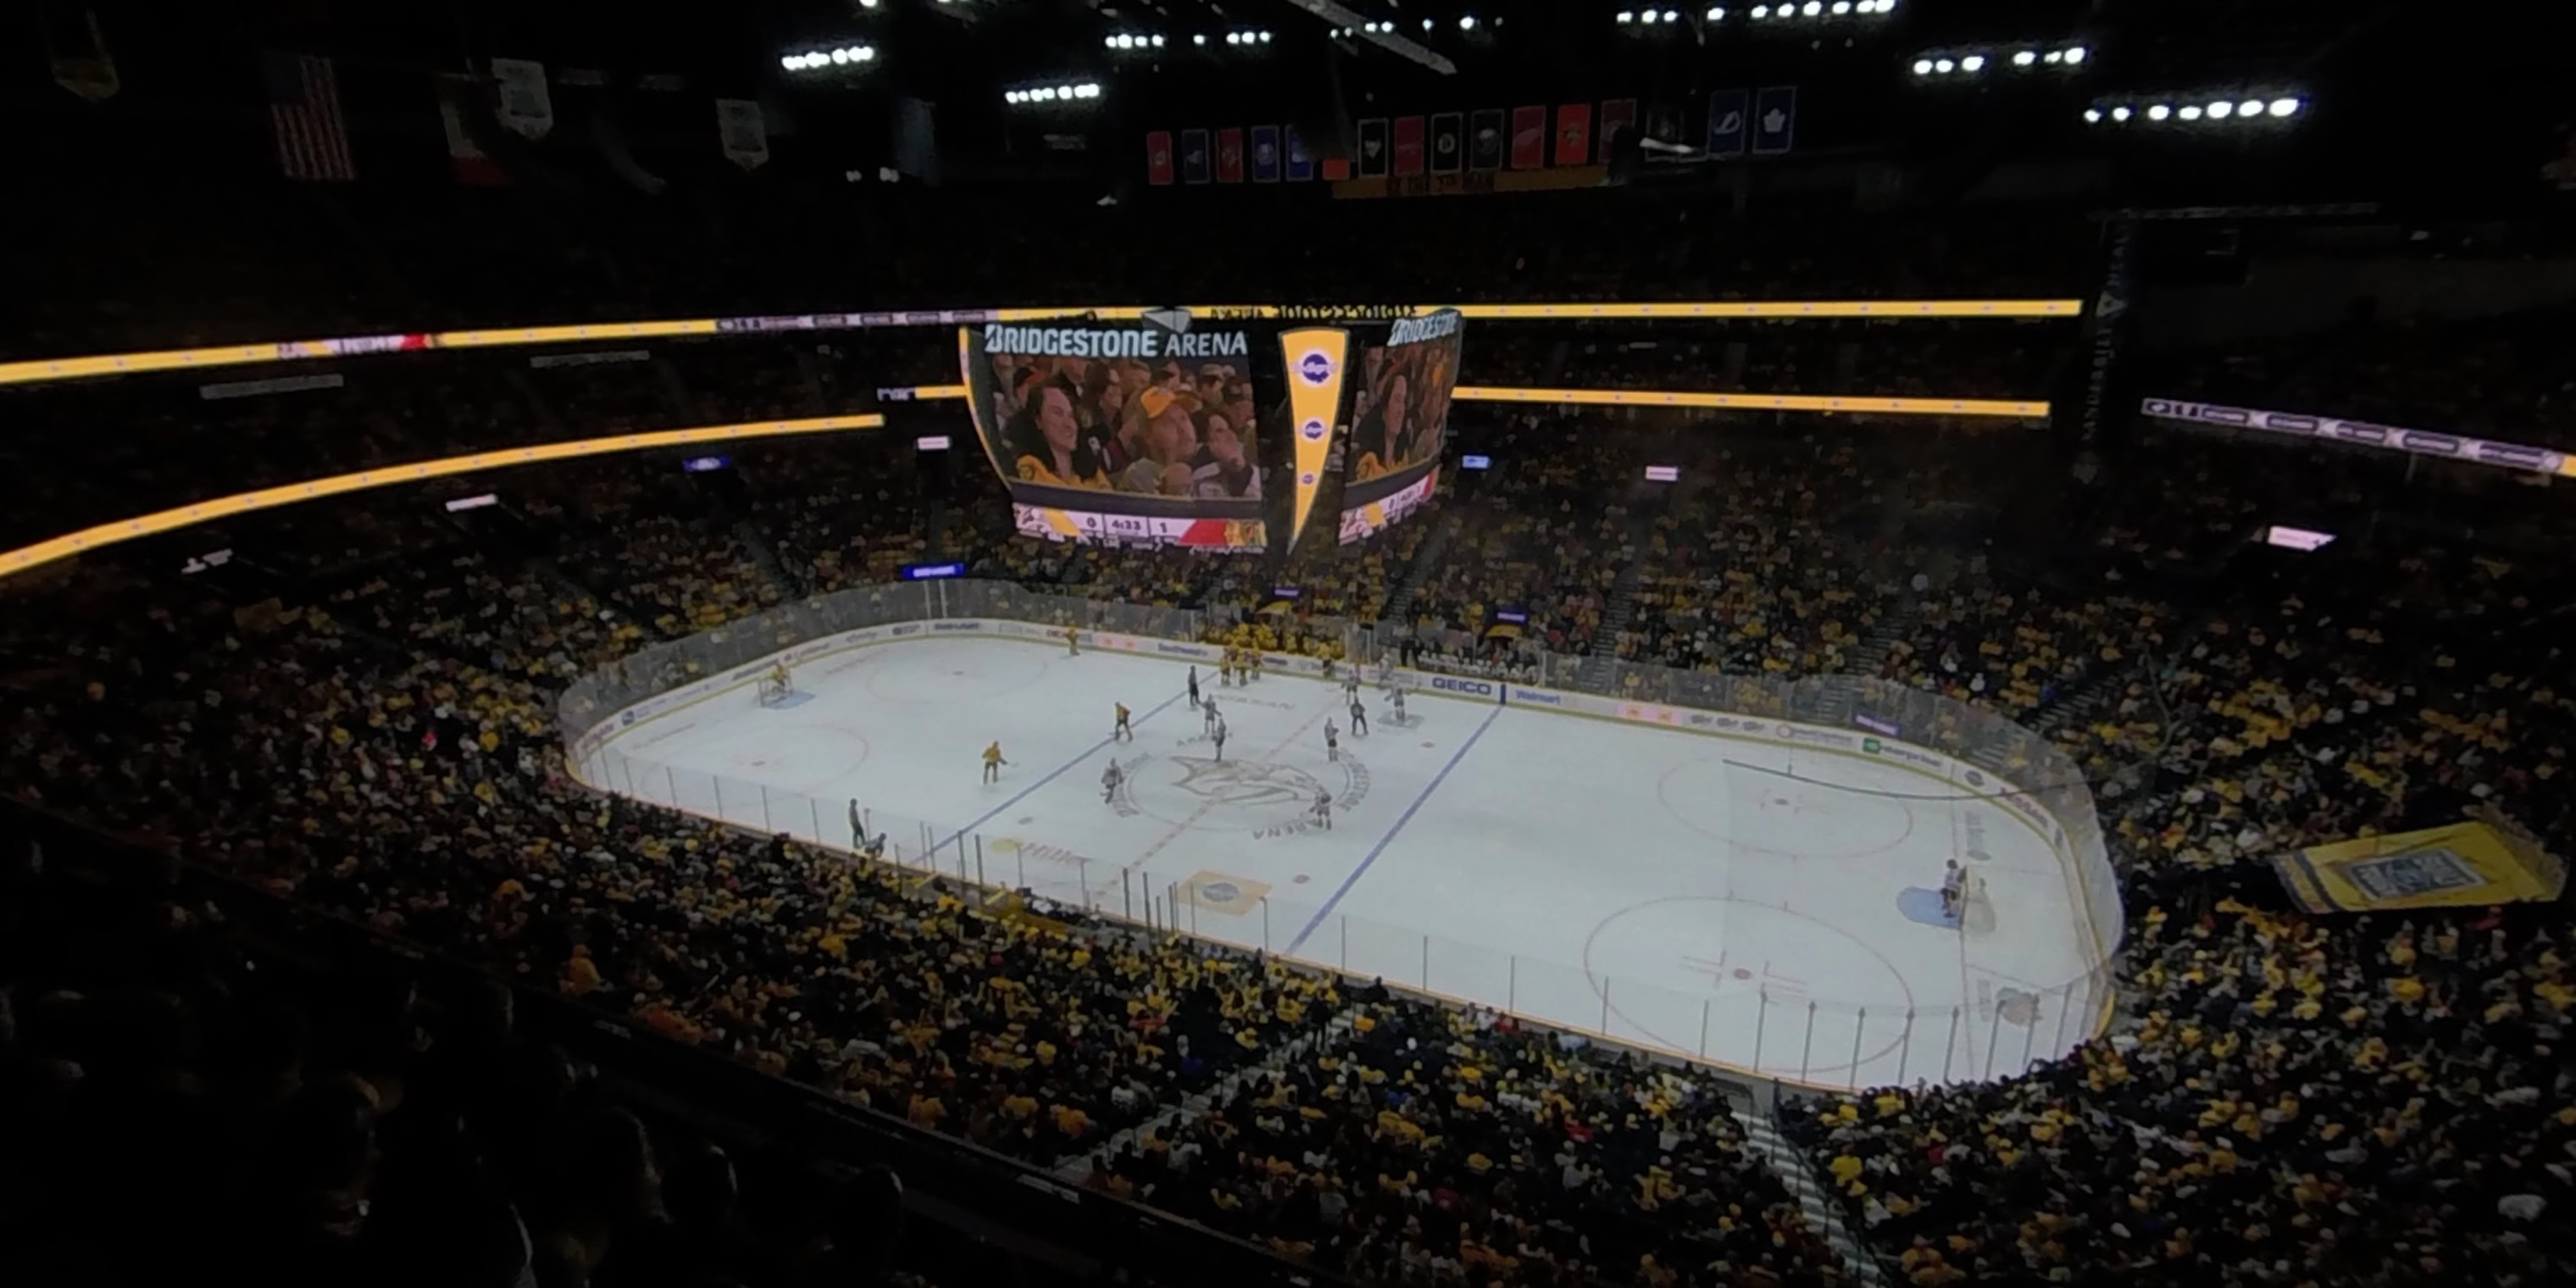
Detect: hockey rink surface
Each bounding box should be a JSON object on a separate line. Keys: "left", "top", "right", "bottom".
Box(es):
{"left": 584, "top": 636, "right": 2107, "bottom": 1088}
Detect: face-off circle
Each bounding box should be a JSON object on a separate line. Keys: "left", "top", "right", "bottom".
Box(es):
{"left": 1121, "top": 752, "right": 1369, "bottom": 838}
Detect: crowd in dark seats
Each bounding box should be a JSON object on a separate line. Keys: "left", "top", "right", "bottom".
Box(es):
{"left": 2145, "top": 306, "right": 2576, "bottom": 448}
{"left": 0, "top": 813, "right": 947, "bottom": 1288}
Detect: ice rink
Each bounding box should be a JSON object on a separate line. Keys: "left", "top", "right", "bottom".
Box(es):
{"left": 580, "top": 635, "right": 2110, "bottom": 1088}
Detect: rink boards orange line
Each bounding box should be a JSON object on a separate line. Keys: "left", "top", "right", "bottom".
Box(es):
{"left": 0, "top": 298, "right": 2083, "bottom": 390}
{"left": 0, "top": 414, "right": 886, "bottom": 581}
{"left": 574, "top": 627, "right": 2118, "bottom": 1083}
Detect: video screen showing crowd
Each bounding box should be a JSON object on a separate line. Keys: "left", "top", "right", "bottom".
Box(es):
{"left": 962, "top": 319, "right": 1272, "bottom": 552}
{"left": 959, "top": 309, "right": 1463, "bottom": 555}
{"left": 1337, "top": 309, "right": 1463, "bottom": 543}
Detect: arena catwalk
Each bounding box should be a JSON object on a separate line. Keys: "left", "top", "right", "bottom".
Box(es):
{"left": 580, "top": 635, "right": 2107, "bottom": 1089}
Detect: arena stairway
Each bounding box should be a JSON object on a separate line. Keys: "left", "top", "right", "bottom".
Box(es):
{"left": 1572, "top": 510, "right": 1661, "bottom": 691}
{"left": 1368, "top": 510, "right": 1459, "bottom": 633}
{"left": 1730, "top": 1105, "right": 1890, "bottom": 1287}
{"left": 1052, "top": 1009, "right": 1356, "bottom": 1183}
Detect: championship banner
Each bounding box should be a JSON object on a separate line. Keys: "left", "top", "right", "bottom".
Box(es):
{"left": 1553, "top": 103, "right": 1591, "bottom": 166}
{"left": 1216, "top": 128, "right": 1245, "bottom": 182}
{"left": 1752, "top": 86, "right": 1798, "bottom": 155}
{"left": 1707, "top": 88, "right": 1748, "bottom": 158}
{"left": 2271, "top": 818, "right": 2565, "bottom": 914}
{"left": 1468, "top": 108, "right": 1504, "bottom": 170}
{"left": 435, "top": 72, "right": 508, "bottom": 186}
{"left": 1392, "top": 115, "right": 1425, "bottom": 175}
{"left": 1250, "top": 125, "right": 1280, "bottom": 182}
{"left": 1180, "top": 129, "right": 1211, "bottom": 184}
{"left": 1510, "top": 106, "right": 1546, "bottom": 168}
{"left": 1146, "top": 130, "right": 1175, "bottom": 186}
{"left": 1357, "top": 119, "right": 1389, "bottom": 177}
{"left": 958, "top": 319, "right": 1270, "bottom": 552}
{"left": 1340, "top": 310, "right": 1463, "bottom": 543}
{"left": 1278, "top": 328, "right": 1352, "bottom": 550}
{"left": 715, "top": 98, "right": 769, "bottom": 170}
{"left": 1599, "top": 97, "right": 1638, "bottom": 161}
{"left": 490, "top": 57, "right": 554, "bottom": 139}
{"left": 1285, "top": 125, "right": 1315, "bottom": 180}
{"left": 1430, "top": 113, "right": 1463, "bottom": 174}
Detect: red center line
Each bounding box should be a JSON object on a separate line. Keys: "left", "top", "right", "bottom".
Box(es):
{"left": 1127, "top": 699, "right": 1336, "bottom": 874}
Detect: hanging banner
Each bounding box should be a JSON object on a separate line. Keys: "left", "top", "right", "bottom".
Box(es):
{"left": 1469, "top": 108, "right": 1505, "bottom": 171}
{"left": 1752, "top": 85, "right": 1797, "bottom": 155}
{"left": 1215, "top": 127, "right": 1244, "bottom": 182}
{"left": 1391, "top": 115, "right": 1425, "bottom": 175}
{"left": 1599, "top": 97, "right": 1639, "bottom": 161}
{"left": 1509, "top": 106, "right": 1546, "bottom": 168}
{"left": 1554, "top": 103, "right": 1592, "bottom": 167}
{"left": 1180, "top": 129, "right": 1211, "bottom": 183}
{"left": 1280, "top": 328, "right": 1353, "bottom": 551}
{"left": 435, "top": 73, "right": 507, "bottom": 185}
{"left": 1146, "top": 130, "right": 1175, "bottom": 186}
{"left": 1250, "top": 125, "right": 1280, "bottom": 181}
{"left": 715, "top": 97, "right": 769, "bottom": 170}
{"left": 1285, "top": 125, "right": 1315, "bottom": 180}
{"left": 490, "top": 57, "right": 555, "bottom": 139}
{"left": 1430, "top": 113, "right": 1463, "bottom": 174}
{"left": 1707, "top": 88, "right": 1749, "bottom": 158}
{"left": 1357, "top": 118, "right": 1389, "bottom": 177}
{"left": 45, "top": 7, "right": 117, "bottom": 102}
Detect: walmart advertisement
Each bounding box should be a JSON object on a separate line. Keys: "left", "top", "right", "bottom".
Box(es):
{"left": 1338, "top": 309, "right": 1464, "bottom": 542}
{"left": 962, "top": 320, "right": 1285, "bottom": 552}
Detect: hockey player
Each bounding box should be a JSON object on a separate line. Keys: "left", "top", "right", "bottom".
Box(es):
{"left": 768, "top": 661, "right": 791, "bottom": 695}
{"left": 982, "top": 741, "right": 1009, "bottom": 784}
{"left": 1391, "top": 687, "right": 1407, "bottom": 723}
{"left": 1186, "top": 666, "right": 1201, "bottom": 709}
{"left": 1348, "top": 697, "right": 1368, "bottom": 737}
{"left": 847, "top": 798, "right": 868, "bottom": 850}
{"left": 1202, "top": 696, "right": 1220, "bottom": 736}
{"left": 1102, "top": 759, "right": 1124, "bottom": 803}
{"left": 1343, "top": 667, "right": 1361, "bottom": 700}
{"left": 1063, "top": 625, "right": 1081, "bottom": 656}
{"left": 1324, "top": 719, "right": 1340, "bottom": 763}
{"left": 1211, "top": 716, "right": 1229, "bottom": 763}
{"left": 1940, "top": 860, "right": 1965, "bottom": 920}
{"left": 1113, "top": 702, "right": 1133, "bottom": 741}
{"left": 1248, "top": 650, "right": 1263, "bottom": 682}
{"left": 1311, "top": 787, "right": 1333, "bottom": 831}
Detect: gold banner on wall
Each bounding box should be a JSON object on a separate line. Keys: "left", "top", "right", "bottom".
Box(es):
{"left": 1276, "top": 327, "right": 1353, "bottom": 550}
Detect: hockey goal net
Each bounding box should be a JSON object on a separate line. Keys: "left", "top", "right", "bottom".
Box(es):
{"left": 756, "top": 671, "right": 794, "bottom": 707}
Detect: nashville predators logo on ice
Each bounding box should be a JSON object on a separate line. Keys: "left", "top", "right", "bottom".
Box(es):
{"left": 1122, "top": 754, "right": 1371, "bottom": 838}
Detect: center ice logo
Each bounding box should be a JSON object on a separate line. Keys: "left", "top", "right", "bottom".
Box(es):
{"left": 1168, "top": 756, "right": 1326, "bottom": 811}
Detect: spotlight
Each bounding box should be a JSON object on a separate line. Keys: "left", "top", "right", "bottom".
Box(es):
{"left": 2207, "top": 101, "right": 2233, "bottom": 119}
{"left": 1750, "top": 4, "right": 1767, "bottom": 15}
{"left": 1912, "top": 58, "right": 1933, "bottom": 74}
{"left": 1831, "top": 0, "right": 1850, "bottom": 12}
{"left": 1708, "top": 5, "right": 1727, "bottom": 17}
{"left": 2110, "top": 105, "right": 2131, "bottom": 122}
{"left": 2063, "top": 45, "right": 2087, "bottom": 64}
{"left": 2177, "top": 105, "right": 2202, "bottom": 120}
{"left": 1258, "top": 30, "right": 1272, "bottom": 42}
{"left": 2084, "top": 108, "right": 2101, "bottom": 123}
{"left": 2012, "top": 49, "right": 2037, "bottom": 66}
{"left": 1960, "top": 54, "right": 1985, "bottom": 72}
{"left": 2238, "top": 100, "right": 2263, "bottom": 118}
{"left": 2268, "top": 97, "right": 2301, "bottom": 117}
{"left": 829, "top": 48, "right": 849, "bottom": 64}
{"left": 1663, "top": 8, "right": 1679, "bottom": 18}
{"left": 1192, "top": 33, "right": 1206, "bottom": 44}
{"left": 1224, "top": 31, "right": 1240, "bottom": 44}
{"left": 1423, "top": 17, "right": 1434, "bottom": 28}
{"left": 2146, "top": 104, "right": 2170, "bottom": 120}
{"left": 1641, "top": 8, "right": 1658, "bottom": 20}
{"left": 1618, "top": 8, "right": 1635, "bottom": 19}
{"left": 1802, "top": 1, "right": 1821, "bottom": 14}
{"left": 1933, "top": 58, "right": 1954, "bottom": 73}
{"left": 1459, "top": 14, "right": 1476, "bottom": 29}
{"left": 2043, "top": 50, "right": 2063, "bottom": 64}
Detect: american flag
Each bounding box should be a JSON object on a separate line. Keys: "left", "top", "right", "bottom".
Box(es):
{"left": 264, "top": 51, "right": 355, "bottom": 182}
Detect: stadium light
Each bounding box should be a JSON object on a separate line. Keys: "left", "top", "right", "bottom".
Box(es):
{"left": 2012, "top": 49, "right": 2037, "bottom": 66}
{"left": 2083, "top": 108, "right": 2101, "bottom": 123}
{"left": 2238, "top": 99, "right": 2264, "bottom": 117}
{"left": 2146, "top": 103, "right": 2170, "bottom": 120}
{"left": 1709, "top": 7, "right": 1727, "bottom": 19}
{"left": 1934, "top": 58, "right": 1954, "bottom": 72}
{"left": 2063, "top": 45, "right": 2086, "bottom": 63}
{"left": 2207, "top": 101, "right": 2232, "bottom": 119}
{"left": 1459, "top": 14, "right": 1476, "bottom": 29}
{"left": 2177, "top": 105, "right": 2202, "bottom": 119}
{"left": 1802, "top": 1, "right": 1822, "bottom": 14}
{"left": 1617, "top": 9, "right": 1635, "bottom": 19}
{"left": 1960, "top": 54, "right": 1985, "bottom": 71}
{"left": 2268, "top": 97, "right": 2300, "bottom": 116}
{"left": 1641, "top": 8, "right": 1659, "bottom": 20}
{"left": 1193, "top": 33, "right": 1207, "bottom": 44}
{"left": 1912, "top": 58, "right": 1932, "bottom": 74}
{"left": 1748, "top": 4, "right": 1766, "bottom": 16}
{"left": 2110, "top": 105, "right": 2131, "bottom": 121}
{"left": 1831, "top": 0, "right": 1850, "bottom": 12}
